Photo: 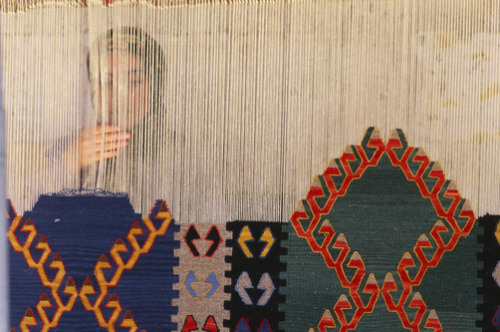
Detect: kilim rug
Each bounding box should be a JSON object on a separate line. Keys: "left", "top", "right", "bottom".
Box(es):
{"left": 8, "top": 193, "right": 179, "bottom": 330}
{"left": 281, "top": 128, "right": 479, "bottom": 331}
{"left": 478, "top": 215, "right": 500, "bottom": 332}
{"left": 9, "top": 128, "right": 498, "bottom": 331}
{"left": 2, "top": 3, "right": 499, "bottom": 331}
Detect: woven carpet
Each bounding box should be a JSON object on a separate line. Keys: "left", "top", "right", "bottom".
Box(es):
{"left": 281, "top": 128, "right": 479, "bottom": 331}
{"left": 8, "top": 128, "right": 497, "bottom": 331}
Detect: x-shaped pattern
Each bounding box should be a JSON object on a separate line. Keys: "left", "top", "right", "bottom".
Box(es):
{"left": 8, "top": 199, "right": 173, "bottom": 332}
{"left": 291, "top": 128, "right": 475, "bottom": 332}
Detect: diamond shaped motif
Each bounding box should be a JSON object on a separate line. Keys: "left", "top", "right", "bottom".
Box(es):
{"left": 286, "top": 127, "right": 476, "bottom": 331}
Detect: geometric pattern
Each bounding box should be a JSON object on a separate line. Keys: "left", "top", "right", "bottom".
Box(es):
{"left": 173, "top": 223, "right": 231, "bottom": 331}
{"left": 281, "top": 128, "right": 478, "bottom": 331}
{"left": 225, "top": 221, "right": 286, "bottom": 332}
{"left": 7, "top": 128, "right": 488, "bottom": 331}
{"left": 477, "top": 215, "right": 500, "bottom": 332}
{"left": 8, "top": 193, "right": 179, "bottom": 331}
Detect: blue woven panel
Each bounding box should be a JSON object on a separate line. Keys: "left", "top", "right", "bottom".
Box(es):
{"left": 8, "top": 192, "right": 179, "bottom": 331}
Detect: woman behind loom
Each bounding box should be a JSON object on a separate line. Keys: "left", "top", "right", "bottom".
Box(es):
{"left": 60, "top": 27, "right": 169, "bottom": 210}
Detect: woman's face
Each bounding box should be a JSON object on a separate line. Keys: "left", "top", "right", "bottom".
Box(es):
{"left": 95, "top": 49, "right": 150, "bottom": 129}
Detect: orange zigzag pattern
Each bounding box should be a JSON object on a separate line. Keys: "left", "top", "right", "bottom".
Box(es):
{"left": 8, "top": 200, "right": 172, "bottom": 332}
{"left": 290, "top": 128, "right": 475, "bottom": 332}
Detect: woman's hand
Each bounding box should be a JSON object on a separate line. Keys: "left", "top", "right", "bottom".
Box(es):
{"left": 64, "top": 125, "right": 130, "bottom": 174}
